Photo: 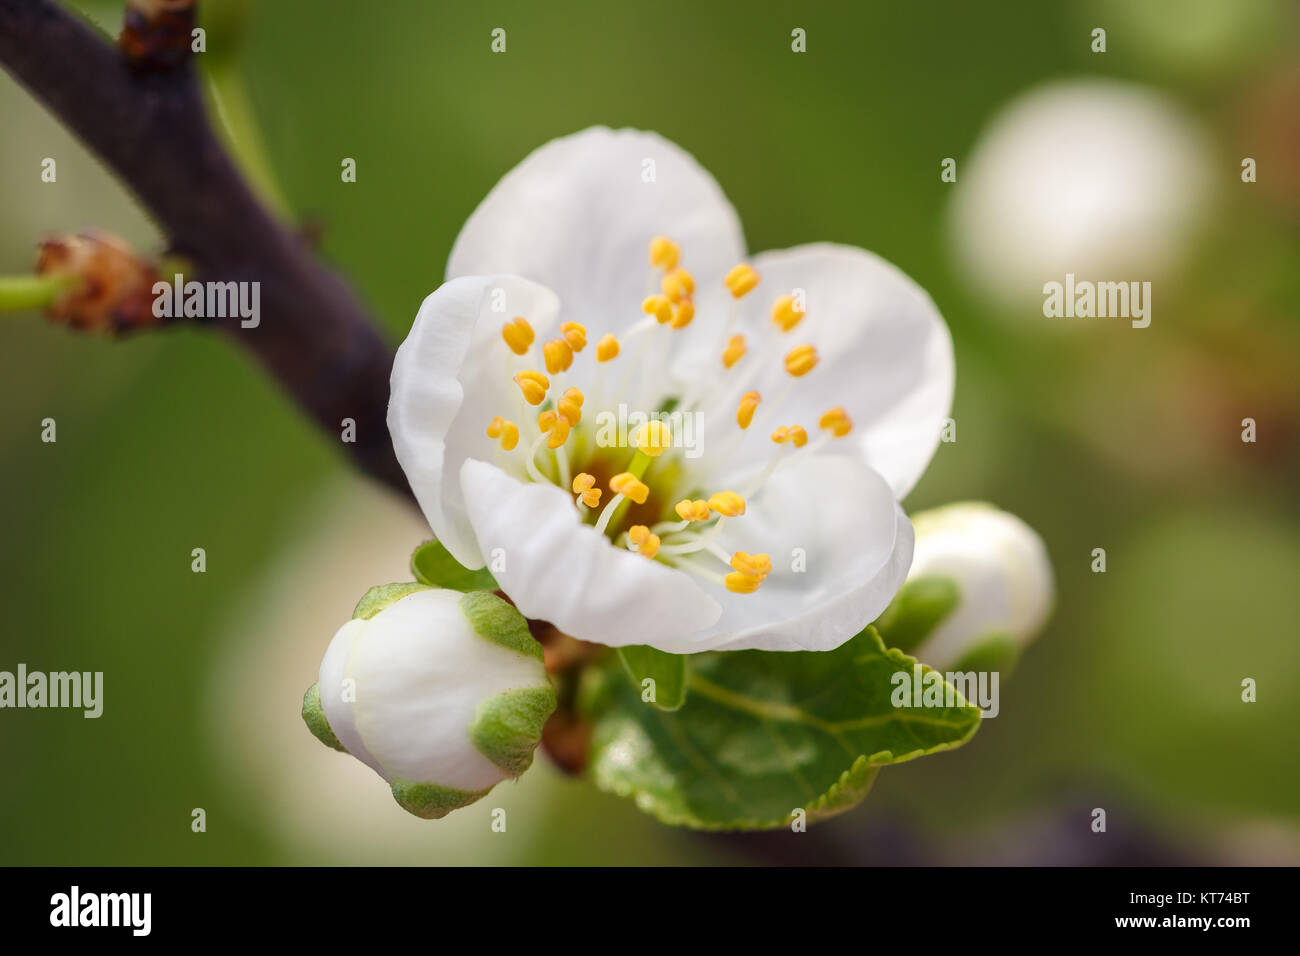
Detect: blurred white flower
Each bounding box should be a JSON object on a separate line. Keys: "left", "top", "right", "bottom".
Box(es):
{"left": 907, "top": 502, "right": 1054, "bottom": 670}
{"left": 948, "top": 79, "right": 1213, "bottom": 310}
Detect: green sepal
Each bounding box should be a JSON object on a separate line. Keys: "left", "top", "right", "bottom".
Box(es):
{"left": 470, "top": 685, "right": 557, "bottom": 778}
{"left": 949, "top": 631, "right": 1021, "bottom": 676}
{"left": 458, "top": 591, "right": 545, "bottom": 660}
{"left": 352, "top": 582, "right": 430, "bottom": 620}
{"left": 301, "top": 683, "right": 346, "bottom": 753}
{"left": 390, "top": 779, "right": 491, "bottom": 820}
{"left": 411, "top": 538, "right": 498, "bottom": 592}
{"left": 586, "top": 626, "right": 982, "bottom": 830}
{"left": 871, "top": 575, "right": 961, "bottom": 653}
{"left": 617, "top": 645, "right": 688, "bottom": 711}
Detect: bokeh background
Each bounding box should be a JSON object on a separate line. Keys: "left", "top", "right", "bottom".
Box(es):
{"left": 2, "top": 0, "right": 1298, "bottom": 864}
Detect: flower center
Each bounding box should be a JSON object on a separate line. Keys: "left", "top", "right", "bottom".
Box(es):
{"left": 484, "top": 237, "right": 854, "bottom": 595}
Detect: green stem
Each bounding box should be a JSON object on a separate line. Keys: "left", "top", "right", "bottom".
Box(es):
{"left": 0, "top": 274, "right": 76, "bottom": 313}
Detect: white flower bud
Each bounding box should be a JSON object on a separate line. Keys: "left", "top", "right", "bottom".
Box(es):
{"left": 302, "top": 585, "right": 555, "bottom": 819}
{"left": 907, "top": 503, "right": 1054, "bottom": 671}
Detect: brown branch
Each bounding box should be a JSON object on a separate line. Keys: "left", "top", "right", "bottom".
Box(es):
{"left": 0, "top": 0, "right": 411, "bottom": 497}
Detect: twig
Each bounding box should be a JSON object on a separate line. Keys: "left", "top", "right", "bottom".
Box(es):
{"left": 0, "top": 0, "right": 410, "bottom": 497}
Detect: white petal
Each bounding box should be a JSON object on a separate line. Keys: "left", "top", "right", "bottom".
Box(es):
{"left": 908, "top": 503, "right": 1054, "bottom": 669}
{"left": 388, "top": 274, "right": 561, "bottom": 568}
{"left": 697, "top": 453, "right": 914, "bottom": 652}
{"left": 458, "top": 458, "right": 722, "bottom": 650}
{"left": 346, "top": 589, "right": 547, "bottom": 792}
{"left": 317, "top": 617, "right": 385, "bottom": 777}
{"left": 447, "top": 127, "right": 746, "bottom": 335}
{"left": 685, "top": 243, "right": 953, "bottom": 501}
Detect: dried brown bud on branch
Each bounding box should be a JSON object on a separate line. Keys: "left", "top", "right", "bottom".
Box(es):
{"left": 120, "top": 0, "right": 197, "bottom": 71}
{"left": 36, "top": 231, "right": 161, "bottom": 333}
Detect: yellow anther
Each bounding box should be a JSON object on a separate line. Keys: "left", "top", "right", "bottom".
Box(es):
{"left": 558, "top": 386, "right": 585, "bottom": 426}
{"left": 770, "top": 424, "right": 808, "bottom": 447}
{"left": 543, "top": 338, "right": 574, "bottom": 374}
{"left": 486, "top": 417, "right": 520, "bottom": 451}
{"left": 730, "top": 551, "right": 772, "bottom": 579}
{"left": 724, "top": 263, "right": 760, "bottom": 298}
{"left": 537, "top": 409, "right": 572, "bottom": 447}
{"left": 642, "top": 294, "right": 673, "bottom": 325}
{"left": 661, "top": 268, "right": 695, "bottom": 303}
{"left": 628, "top": 525, "right": 661, "bottom": 559}
{"left": 596, "top": 334, "right": 620, "bottom": 362}
{"left": 546, "top": 419, "right": 571, "bottom": 449}
{"left": 501, "top": 317, "right": 535, "bottom": 355}
{"left": 724, "top": 571, "right": 764, "bottom": 594}
{"left": 784, "top": 343, "right": 819, "bottom": 377}
{"left": 649, "top": 236, "right": 680, "bottom": 271}
{"left": 670, "top": 300, "right": 695, "bottom": 329}
{"left": 818, "top": 406, "right": 853, "bottom": 437}
{"left": 513, "top": 370, "right": 549, "bottom": 405}
{"left": 771, "top": 294, "right": 805, "bottom": 333}
{"left": 633, "top": 420, "right": 672, "bottom": 457}
{"left": 572, "top": 473, "right": 601, "bottom": 508}
{"left": 559, "top": 321, "right": 587, "bottom": 352}
{"left": 674, "top": 499, "right": 711, "bottom": 522}
{"left": 737, "top": 391, "right": 761, "bottom": 430}
{"left": 722, "top": 334, "right": 747, "bottom": 369}
{"left": 708, "top": 490, "right": 746, "bottom": 517}
{"left": 610, "top": 472, "right": 650, "bottom": 505}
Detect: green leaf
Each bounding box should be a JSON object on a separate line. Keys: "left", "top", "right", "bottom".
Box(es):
{"left": 871, "top": 575, "right": 960, "bottom": 653}
{"left": 587, "top": 626, "right": 982, "bottom": 830}
{"left": 617, "top": 645, "right": 688, "bottom": 711}
{"left": 410, "top": 539, "right": 498, "bottom": 592}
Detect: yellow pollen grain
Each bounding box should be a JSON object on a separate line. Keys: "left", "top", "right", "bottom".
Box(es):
{"left": 789, "top": 424, "right": 808, "bottom": 447}
{"left": 572, "top": 473, "right": 601, "bottom": 507}
{"left": 543, "top": 338, "right": 574, "bottom": 374}
{"left": 610, "top": 472, "right": 650, "bottom": 505}
{"left": 661, "top": 268, "right": 695, "bottom": 303}
{"left": 724, "top": 263, "right": 759, "bottom": 298}
{"left": 633, "top": 420, "right": 672, "bottom": 457}
{"left": 487, "top": 416, "right": 520, "bottom": 451}
{"left": 771, "top": 294, "right": 805, "bottom": 333}
{"left": 501, "top": 317, "right": 535, "bottom": 355}
{"left": 730, "top": 551, "right": 772, "bottom": 579}
{"left": 513, "top": 370, "right": 549, "bottom": 405}
{"left": 649, "top": 236, "right": 680, "bottom": 271}
{"left": 785, "top": 344, "right": 818, "bottom": 377}
{"left": 722, "top": 334, "right": 747, "bottom": 369}
{"left": 642, "top": 295, "right": 673, "bottom": 325}
{"left": 818, "top": 406, "right": 853, "bottom": 437}
{"left": 674, "top": 499, "right": 711, "bottom": 522}
{"left": 708, "top": 490, "right": 746, "bottom": 517}
{"left": 559, "top": 321, "right": 587, "bottom": 352}
{"left": 596, "top": 334, "right": 620, "bottom": 362}
{"left": 558, "top": 386, "right": 584, "bottom": 426}
{"left": 724, "top": 571, "right": 763, "bottom": 594}
{"left": 670, "top": 300, "right": 695, "bottom": 329}
{"left": 628, "top": 525, "right": 661, "bottom": 559}
{"left": 737, "top": 391, "right": 761, "bottom": 430}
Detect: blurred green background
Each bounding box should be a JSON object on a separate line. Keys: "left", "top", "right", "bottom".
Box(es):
{"left": 2, "top": 0, "right": 1297, "bottom": 864}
